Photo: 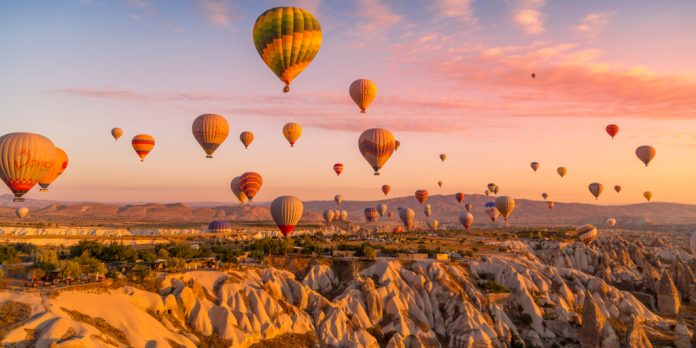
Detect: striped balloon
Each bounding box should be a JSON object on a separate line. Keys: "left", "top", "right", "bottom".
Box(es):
{"left": 132, "top": 134, "right": 155, "bottom": 162}
{"left": 192, "top": 114, "right": 229, "bottom": 158}
{"left": 230, "top": 176, "right": 248, "bottom": 204}
{"left": 635, "top": 145, "right": 655, "bottom": 166}
{"left": 455, "top": 192, "right": 464, "bottom": 203}
{"left": 322, "top": 210, "right": 334, "bottom": 223}
{"left": 495, "top": 196, "right": 516, "bottom": 221}
{"left": 424, "top": 204, "right": 432, "bottom": 218}
{"left": 459, "top": 212, "right": 473, "bottom": 230}
{"left": 382, "top": 184, "right": 391, "bottom": 196}
{"left": 238, "top": 172, "right": 263, "bottom": 201}
{"left": 358, "top": 128, "right": 395, "bottom": 175}
{"left": 349, "top": 79, "right": 377, "bottom": 113}
{"left": 111, "top": 128, "right": 123, "bottom": 141}
{"left": 399, "top": 208, "right": 415, "bottom": 230}
{"left": 270, "top": 196, "right": 304, "bottom": 237}
{"left": 253, "top": 7, "right": 321, "bottom": 93}
{"left": 588, "top": 182, "right": 603, "bottom": 200}
{"left": 282, "top": 123, "right": 302, "bottom": 147}
{"left": 239, "top": 131, "right": 254, "bottom": 149}
{"left": 0, "top": 132, "right": 57, "bottom": 201}
{"left": 364, "top": 207, "right": 379, "bottom": 223}
{"left": 333, "top": 163, "right": 343, "bottom": 176}
{"left": 415, "top": 190, "right": 429, "bottom": 205}
{"left": 376, "top": 203, "right": 387, "bottom": 217}
{"left": 208, "top": 220, "right": 232, "bottom": 234}
{"left": 605, "top": 124, "right": 619, "bottom": 139}
{"left": 576, "top": 224, "right": 598, "bottom": 245}
{"left": 340, "top": 210, "right": 348, "bottom": 221}
{"left": 38, "top": 147, "right": 69, "bottom": 191}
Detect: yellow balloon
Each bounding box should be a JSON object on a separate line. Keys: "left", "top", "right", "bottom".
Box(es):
{"left": 192, "top": 114, "right": 229, "bottom": 158}
{"left": 230, "top": 176, "right": 248, "bottom": 204}
{"left": 38, "top": 147, "right": 69, "bottom": 191}
{"left": 0, "top": 132, "right": 57, "bottom": 202}
{"left": 111, "top": 128, "right": 123, "bottom": 141}
{"left": 240, "top": 131, "right": 254, "bottom": 149}
{"left": 270, "top": 196, "right": 304, "bottom": 237}
{"left": 643, "top": 191, "right": 653, "bottom": 201}
{"left": 358, "top": 128, "right": 396, "bottom": 175}
{"left": 349, "top": 79, "right": 377, "bottom": 113}
{"left": 283, "top": 123, "right": 303, "bottom": 147}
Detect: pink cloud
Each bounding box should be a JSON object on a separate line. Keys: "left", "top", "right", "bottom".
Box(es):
{"left": 575, "top": 12, "right": 613, "bottom": 39}
{"left": 513, "top": 0, "right": 545, "bottom": 35}
{"left": 198, "top": 0, "right": 236, "bottom": 27}
{"left": 434, "top": 0, "right": 476, "bottom": 24}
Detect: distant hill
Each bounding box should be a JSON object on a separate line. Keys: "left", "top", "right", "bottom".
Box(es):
{"left": 2, "top": 193, "right": 695, "bottom": 227}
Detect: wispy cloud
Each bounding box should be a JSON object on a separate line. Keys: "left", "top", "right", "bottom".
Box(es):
{"left": 513, "top": 0, "right": 545, "bottom": 35}
{"left": 127, "top": 0, "right": 156, "bottom": 20}
{"left": 356, "top": 0, "right": 402, "bottom": 33}
{"left": 434, "top": 0, "right": 476, "bottom": 24}
{"left": 575, "top": 12, "right": 613, "bottom": 39}
{"left": 198, "top": 0, "right": 236, "bottom": 27}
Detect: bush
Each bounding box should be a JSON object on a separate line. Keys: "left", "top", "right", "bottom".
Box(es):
{"left": 36, "top": 250, "right": 59, "bottom": 272}
{"left": 0, "top": 245, "right": 17, "bottom": 263}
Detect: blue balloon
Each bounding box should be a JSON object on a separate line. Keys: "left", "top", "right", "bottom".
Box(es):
{"left": 208, "top": 220, "right": 232, "bottom": 233}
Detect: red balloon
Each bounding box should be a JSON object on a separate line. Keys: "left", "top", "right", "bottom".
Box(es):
{"left": 333, "top": 163, "right": 343, "bottom": 176}
{"left": 455, "top": 192, "right": 464, "bottom": 203}
{"left": 382, "top": 184, "right": 391, "bottom": 196}
{"left": 606, "top": 124, "right": 619, "bottom": 139}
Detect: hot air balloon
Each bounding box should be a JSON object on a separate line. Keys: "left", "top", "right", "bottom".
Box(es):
{"left": 399, "top": 208, "right": 415, "bottom": 230}
{"left": 0, "top": 132, "right": 57, "bottom": 201}
{"left": 485, "top": 190, "right": 491, "bottom": 197}
{"left": 588, "top": 183, "right": 603, "bottom": 200}
{"left": 38, "top": 147, "right": 68, "bottom": 191}
{"left": 382, "top": 185, "right": 391, "bottom": 196}
{"left": 547, "top": 201, "right": 555, "bottom": 210}
{"left": 690, "top": 232, "right": 696, "bottom": 255}
{"left": 240, "top": 131, "right": 254, "bottom": 149}
{"left": 495, "top": 196, "right": 516, "bottom": 222}
{"left": 238, "top": 172, "right": 263, "bottom": 201}
{"left": 323, "top": 210, "right": 335, "bottom": 223}
{"left": 282, "top": 123, "right": 302, "bottom": 147}
{"left": 614, "top": 185, "right": 622, "bottom": 193}
{"left": 358, "top": 128, "right": 395, "bottom": 175}
{"left": 530, "top": 162, "right": 539, "bottom": 172}
{"left": 606, "top": 218, "right": 616, "bottom": 228}
{"left": 455, "top": 193, "right": 464, "bottom": 204}
{"left": 192, "top": 114, "right": 229, "bottom": 158}
{"left": 415, "top": 190, "right": 429, "bottom": 205}
{"left": 487, "top": 183, "right": 499, "bottom": 195}
{"left": 557, "top": 167, "right": 567, "bottom": 178}
{"left": 271, "top": 196, "right": 303, "bottom": 237}
{"left": 15, "top": 207, "right": 28, "bottom": 219}
{"left": 333, "top": 163, "right": 344, "bottom": 176}
{"left": 643, "top": 191, "right": 653, "bottom": 201}
{"left": 439, "top": 154, "right": 446, "bottom": 162}
{"left": 465, "top": 203, "right": 472, "bottom": 213}
{"left": 459, "top": 212, "right": 473, "bottom": 230}
{"left": 208, "top": 220, "right": 232, "bottom": 234}
{"left": 230, "top": 177, "right": 248, "bottom": 204}
{"left": 531, "top": 73, "right": 536, "bottom": 79}
{"left": 364, "top": 207, "right": 379, "bottom": 223}
{"left": 334, "top": 195, "right": 343, "bottom": 206}
{"left": 424, "top": 204, "right": 432, "bottom": 218}
{"left": 132, "top": 134, "right": 155, "bottom": 162}
{"left": 484, "top": 202, "right": 500, "bottom": 222}
{"left": 541, "top": 192, "right": 548, "bottom": 200}
{"left": 576, "top": 224, "right": 597, "bottom": 245}
{"left": 349, "top": 79, "right": 377, "bottom": 113}
{"left": 394, "top": 140, "right": 401, "bottom": 151}
{"left": 605, "top": 124, "right": 619, "bottom": 139}
{"left": 253, "top": 7, "right": 321, "bottom": 93}
{"left": 437, "top": 181, "right": 443, "bottom": 188}
{"left": 428, "top": 219, "right": 439, "bottom": 231}
{"left": 392, "top": 226, "right": 404, "bottom": 233}
{"left": 111, "top": 128, "right": 123, "bottom": 141}
{"left": 635, "top": 146, "right": 655, "bottom": 166}
{"left": 340, "top": 210, "right": 348, "bottom": 221}
{"left": 376, "top": 203, "right": 387, "bottom": 217}
{"left": 387, "top": 211, "right": 394, "bottom": 219}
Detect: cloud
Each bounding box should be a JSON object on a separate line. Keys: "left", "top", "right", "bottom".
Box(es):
{"left": 575, "top": 12, "right": 613, "bottom": 39}
{"left": 513, "top": 0, "right": 545, "bottom": 35}
{"left": 356, "top": 0, "right": 402, "bottom": 33}
{"left": 434, "top": 0, "right": 476, "bottom": 23}
{"left": 126, "top": 0, "right": 156, "bottom": 19}
{"left": 198, "top": 0, "right": 235, "bottom": 27}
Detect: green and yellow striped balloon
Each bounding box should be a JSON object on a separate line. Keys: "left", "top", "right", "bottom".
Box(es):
{"left": 253, "top": 7, "right": 322, "bottom": 93}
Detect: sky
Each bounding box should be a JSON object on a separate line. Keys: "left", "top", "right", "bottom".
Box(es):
{"left": 1, "top": 0, "right": 695, "bottom": 205}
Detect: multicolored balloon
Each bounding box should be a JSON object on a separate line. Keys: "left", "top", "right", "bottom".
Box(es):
{"left": 530, "top": 162, "right": 539, "bottom": 172}
{"left": 132, "top": 134, "right": 155, "bottom": 162}
{"left": 283, "top": 123, "right": 302, "bottom": 147}
{"left": 192, "top": 114, "right": 229, "bottom": 158}
{"left": 376, "top": 203, "right": 387, "bottom": 217}
{"left": 576, "top": 224, "right": 597, "bottom": 245}
{"left": 459, "top": 212, "right": 473, "bottom": 230}
{"left": 588, "top": 183, "right": 603, "bottom": 200}
{"left": 111, "top": 128, "right": 123, "bottom": 141}
{"left": 635, "top": 145, "right": 655, "bottom": 166}
{"left": 605, "top": 124, "right": 619, "bottom": 139}
{"left": 349, "top": 79, "right": 377, "bottom": 113}
{"left": 333, "top": 163, "right": 344, "bottom": 176}
{"left": 238, "top": 172, "right": 263, "bottom": 201}
{"left": 38, "top": 147, "right": 68, "bottom": 191}
{"left": 240, "top": 131, "right": 254, "bottom": 149}
{"left": 208, "top": 220, "right": 232, "bottom": 234}
{"left": 253, "top": 7, "right": 321, "bottom": 93}
{"left": 382, "top": 185, "right": 391, "bottom": 196}
{"left": 415, "top": 190, "right": 429, "bottom": 205}
{"left": 0, "top": 132, "right": 57, "bottom": 201}
{"left": 270, "top": 196, "right": 304, "bottom": 237}
{"left": 455, "top": 193, "right": 464, "bottom": 204}
{"left": 364, "top": 207, "right": 379, "bottom": 223}
{"left": 484, "top": 202, "right": 500, "bottom": 222}
{"left": 358, "top": 128, "right": 396, "bottom": 175}
{"left": 399, "top": 208, "right": 415, "bottom": 230}
{"left": 230, "top": 176, "right": 248, "bottom": 204}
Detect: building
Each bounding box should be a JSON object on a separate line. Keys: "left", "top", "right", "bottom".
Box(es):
{"left": 397, "top": 253, "right": 428, "bottom": 261}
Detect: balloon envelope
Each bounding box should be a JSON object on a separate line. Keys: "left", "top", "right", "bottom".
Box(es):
{"left": 588, "top": 183, "right": 603, "bottom": 200}
{"left": 283, "top": 123, "right": 302, "bottom": 147}
{"left": 208, "top": 220, "right": 232, "bottom": 234}
{"left": 270, "top": 196, "right": 304, "bottom": 237}
{"left": 253, "top": 7, "right": 321, "bottom": 93}
{"left": 15, "top": 207, "right": 29, "bottom": 219}
{"left": 495, "top": 196, "right": 516, "bottom": 221}
{"left": 605, "top": 124, "right": 619, "bottom": 139}
{"left": 606, "top": 218, "right": 616, "bottom": 228}
{"left": 635, "top": 145, "right": 655, "bottom": 166}
{"left": 439, "top": 154, "right": 446, "bottom": 162}
{"left": 459, "top": 212, "right": 473, "bottom": 229}
{"left": 541, "top": 192, "right": 548, "bottom": 200}
{"left": 382, "top": 185, "right": 391, "bottom": 196}
{"left": 399, "top": 208, "right": 415, "bottom": 230}
{"left": 192, "top": 114, "right": 229, "bottom": 158}
{"left": 455, "top": 193, "right": 464, "bottom": 203}
{"left": 238, "top": 172, "right": 263, "bottom": 201}
{"left": 333, "top": 163, "right": 344, "bottom": 176}
{"left": 132, "top": 134, "right": 155, "bottom": 162}
{"left": 576, "top": 224, "right": 597, "bottom": 245}
{"left": 364, "top": 207, "right": 379, "bottom": 223}
{"left": 614, "top": 185, "right": 622, "bottom": 193}
{"left": 38, "top": 147, "right": 69, "bottom": 191}
{"left": 111, "top": 128, "right": 123, "bottom": 141}
{"left": 230, "top": 177, "right": 248, "bottom": 204}
{"left": 334, "top": 195, "right": 343, "bottom": 206}
{"left": 424, "top": 204, "right": 432, "bottom": 218}
{"left": 530, "top": 162, "right": 539, "bottom": 172}
{"left": 415, "top": 190, "right": 429, "bottom": 205}
{"left": 643, "top": 191, "right": 653, "bottom": 201}
{"left": 239, "top": 131, "right": 254, "bottom": 149}
{"left": 349, "top": 79, "right": 377, "bottom": 113}
{"left": 557, "top": 167, "right": 567, "bottom": 178}
{"left": 322, "top": 210, "right": 335, "bottom": 223}
{"left": 376, "top": 203, "right": 387, "bottom": 217}
{"left": 358, "top": 128, "right": 395, "bottom": 175}
{"left": 0, "top": 132, "right": 57, "bottom": 201}
{"left": 428, "top": 219, "right": 439, "bottom": 231}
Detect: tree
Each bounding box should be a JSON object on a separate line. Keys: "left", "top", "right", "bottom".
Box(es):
{"left": 0, "top": 245, "right": 17, "bottom": 263}
{"left": 74, "top": 255, "right": 107, "bottom": 274}
{"left": 59, "top": 260, "right": 82, "bottom": 279}
{"left": 36, "top": 250, "right": 59, "bottom": 272}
